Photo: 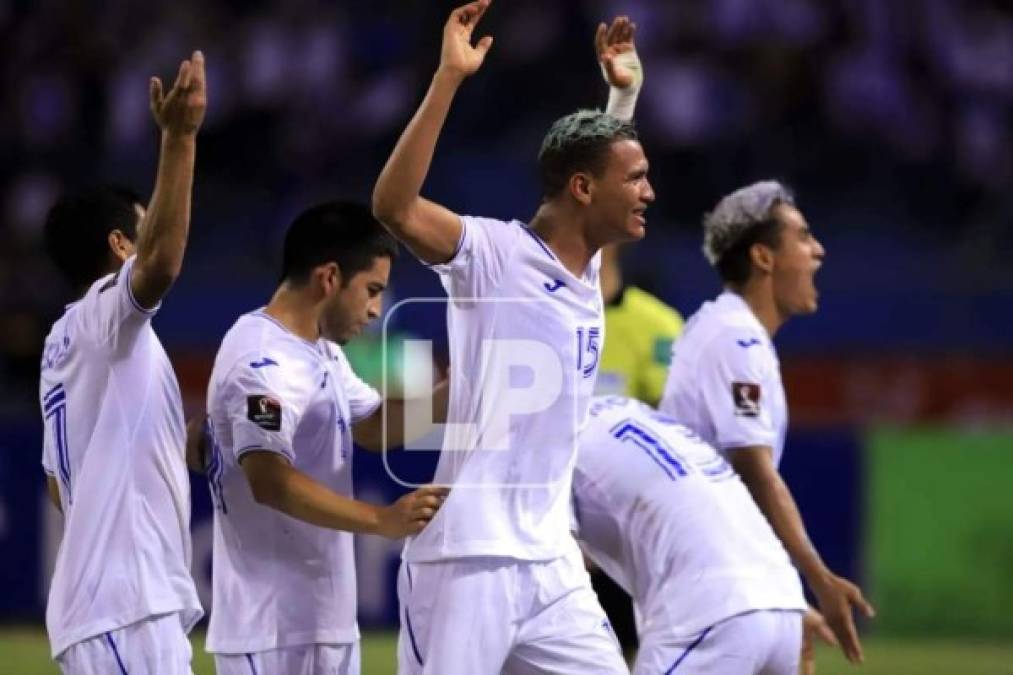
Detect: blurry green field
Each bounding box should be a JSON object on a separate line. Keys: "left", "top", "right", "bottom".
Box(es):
{"left": 3, "top": 629, "right": 1012, "bottom": 674}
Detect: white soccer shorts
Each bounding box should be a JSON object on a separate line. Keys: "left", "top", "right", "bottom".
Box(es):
{"left": 56, "top": 612, "right": 193, "bottom": 675}
{"left": 214, "top": 641, "right": 360, "bottom": 675}
{"left": 633, "top": 609, "right": 803, "bottom": 675}
{"left": 396, "top": 547, "right": 627, "bottom": 675}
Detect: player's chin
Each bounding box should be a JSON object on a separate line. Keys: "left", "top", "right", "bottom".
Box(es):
{"left": 624, "top": 216, "right": 647, "bottom": 241}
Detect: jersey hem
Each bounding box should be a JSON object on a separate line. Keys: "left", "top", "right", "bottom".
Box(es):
{"left": 49, "top": 601, "right": 202, "bottom": 658}
{"left": 206, "top": 627, "right": 360, "bottom": 654}
{"left": 403, "top": 541, "right": 569, "bottom": 563}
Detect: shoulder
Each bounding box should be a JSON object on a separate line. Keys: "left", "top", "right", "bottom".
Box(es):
{"left": 214, "top": 315, "right": 320, "bottom": 392}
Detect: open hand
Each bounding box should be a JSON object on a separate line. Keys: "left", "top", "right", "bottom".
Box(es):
{"left": 150, "top": 50, "right": 207, "bottom": 137}
{"left": 595, "top": 16, "right": 639, "bottom": 89}
{"left": 813, "top": 573, "right": 876, "bottom": 664}
{"left": 799, "top": 606, "right": 838, "bottom": 674}
{"left": 439, "top": 0, "right": 494, "bottom": 80}
{"left": 376, "top": 485, "right": 450, "bottom": 538}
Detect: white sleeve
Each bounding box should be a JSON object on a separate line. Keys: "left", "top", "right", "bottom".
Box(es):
{"left": 223, "top": 355, "right": 312, "bottom": 463}
{"left": 698, "top": 331, "right": 780, "bottom": 452}
{"left": 41, "top": 416, "right": 57, "bottom": 477}
{"left": 427, "top": 215, "right": 519, "bottom": 298}
{"left": 74, "top": 255, "right": 159, "bottom": 352}
{"left": 329, "top": 343, "right": 382, "bottom": 422}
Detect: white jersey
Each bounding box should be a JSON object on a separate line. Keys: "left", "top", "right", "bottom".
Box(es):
{"left": 405, "top": 216, "right": 604, "bottom": 562}
{"left": 205, "top": 310, "right": 381, "bottom": 654}
{"left": 573, "top": 396, "right": 805, "bottom": 640}
{"left": 38, "top": 255, "right": 202, "bottom": 658}
{"left": 660, "top": 291, "right": 788, "bottom": 467}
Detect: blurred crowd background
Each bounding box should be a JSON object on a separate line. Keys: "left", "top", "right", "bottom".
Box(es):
{"left": 1, "top": 0, "right": 1011, "bottom": 645}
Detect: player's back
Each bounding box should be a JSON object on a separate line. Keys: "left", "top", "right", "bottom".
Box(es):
{"left": 38, "top": 256, "right": 201, "bottom": 658}
{"left": 573, "top": 396, "right": 805, "bottom": 642}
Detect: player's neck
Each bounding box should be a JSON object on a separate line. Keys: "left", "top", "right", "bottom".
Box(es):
{"left": 264, "top": 284, "right": 322, "bottom": 342}
{"left": 733, "top": 283, "right": 785, "bottom": 337}
{"left": 529, "top": 205, "right": 598, "bottom": 278}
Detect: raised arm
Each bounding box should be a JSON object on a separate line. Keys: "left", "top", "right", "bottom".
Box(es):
{"left": 372, "top": 0, "right": 494, "bottom": 264}
{"left": 595, "top": 16, "right": 643, "bottom": 122}
{"left": 729, "top": 446, "right": 876, "bottom": 664}
{"left": 130, "top": 50, "right": 207, "bottom": 309}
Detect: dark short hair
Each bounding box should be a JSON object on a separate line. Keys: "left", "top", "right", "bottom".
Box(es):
{"left": 714, "top": 217, "right": 784, "bottom": 286}
{"left": 281, "top": 200, "right": 399, "bottom": 285}
{"left": 43, "top": 184, "right": 143, "bottom": 289}
{"left": 538, "top": 109, "right": 638, "bottom": 198}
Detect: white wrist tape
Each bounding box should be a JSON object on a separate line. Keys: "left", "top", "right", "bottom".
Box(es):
{"left": 602, "top": 50, "right": 643, "bottom": 122}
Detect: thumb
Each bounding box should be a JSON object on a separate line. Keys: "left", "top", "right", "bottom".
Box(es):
{"left": 475, "top": 35, "right": 493, "bottom": 55}
{"left": 149, "top": 77, "right": 163, "bottom": 111}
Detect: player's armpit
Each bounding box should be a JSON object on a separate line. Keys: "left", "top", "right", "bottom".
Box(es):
{"left": 185, "top": 415, "right": 209, "bottom": 473}
{"left": 371, "top": 196, "right": 463, "bottom": 266}
{"left": 46, "top": 475, "right": 62, "bottom": 513}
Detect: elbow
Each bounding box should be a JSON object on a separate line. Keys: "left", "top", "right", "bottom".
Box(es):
{"left": 371, "top": 190, "right": 410, "bottom": 234}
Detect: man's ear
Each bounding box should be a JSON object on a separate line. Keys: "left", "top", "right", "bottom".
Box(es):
{"left": 568, "top": 172, "right": 594, "bottom": 206}
{"left": 315, "top": 262, "right": 343, "bottom": 296}
{"left": 749, "top": 242, "right": 776, "bottom": 274}
{"left": 107, "top": 229, "right": 133, "bottom": 263}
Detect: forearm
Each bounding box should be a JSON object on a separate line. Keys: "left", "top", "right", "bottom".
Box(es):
{"left": 373, "top": 70, "right": 462, "bottom": 223}
{"left": 256, "top": 466, "right": 382, "bottom": 534}
{"left": 134, "top": 134, "right": 196, "bottom": 295}
{"left": 742, "top": 470, "right": 829, "bottom": 583}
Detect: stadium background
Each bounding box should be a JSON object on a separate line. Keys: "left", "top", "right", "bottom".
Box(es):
{"left": 1, "top": 0, "right": 1011, "bottom": 672}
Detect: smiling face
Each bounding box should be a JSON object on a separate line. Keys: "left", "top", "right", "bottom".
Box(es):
{"left": 319, "top": 255, "right": 391, "bottom": 344}
{"left": 587, "top": 139, "right": 655, "bottom": 245}
{"left": 768, "top": 203, "right": 825, "bottom": 317}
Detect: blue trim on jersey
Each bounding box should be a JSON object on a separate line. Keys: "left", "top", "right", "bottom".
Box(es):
{"left": 236, "top": 444, "right": 294, "bottom": 463}
{"left": 245, "top": 653, "right": 259, "bottom": 675}
{"left": 404, "top": 607, "right": 425, "bottom": 666}
{"left": 206, "top": 419, "right": 228, "bottom": 514}
{"left": 43, "top": 382, "right": 64, "bottom": 404}
{"left": 611, "top": 420, "right": 688, "bottom": 480}
{"left": 43, "top": 389, "right": 65, "bottom": 413}
{"left": 46, "top": 397, "right": 72, "bottom": 498}
{"left": 522, "top": 226, "right": 557, "bottom": 261}
{"left": 664, "top": 624, "right": 713, "bottom": 674}
{"left": 105, "top": 632, "right": 129, "bottom": 674}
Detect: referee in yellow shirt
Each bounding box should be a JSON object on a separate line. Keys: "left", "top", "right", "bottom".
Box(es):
{"left": 597, "top": 244, "right": 684, "bottom": 405}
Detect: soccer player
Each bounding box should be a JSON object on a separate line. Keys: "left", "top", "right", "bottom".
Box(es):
{"left": 203, "top": 201, "right": 449, "bottom": 675}
{"left": 372, "top": 1, "right": 652, "bottom": 672}
{"left": 38, "top": 51, "right": 206, "bottom": 673}
{"left": 573, "top": 395, "right": 808, "bottom": 674}
{"left": 659, "top": 182, "right": 875, "bottom": 668}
